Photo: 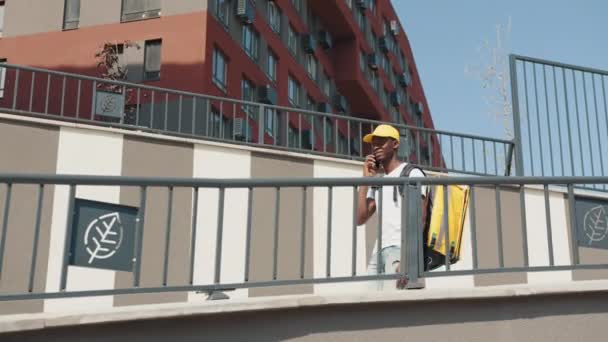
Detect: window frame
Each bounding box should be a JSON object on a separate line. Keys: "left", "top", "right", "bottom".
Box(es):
{"left": 322, "top": 73, "right": 331, "bottom": 98}
{"left": 215, "top": 0, "right": 231, "bottom": 28}
{"left": 324, "top": 118, "right": 333, "bottom": 145}
{"left": 0, "top": 58, "right": 6, "bottom": 99}
{"left": 288, "top": 75, "right": 300, "bottom": 107}
{"left": 121, "top": 0, "right": 161, "bottom": 23}
{"left": 212, "top": 48, "right": 228, "bottom": 91}
{"left": 242, "top": 24, "right": 260, "bottom": 61}
{"left": 241, "top": 77, "right": 256, "bottom": 119}
{"left": 143, "top": 39, "right": 162, "bottom": 81}
{"left": 287, "top": 24, "right": 298, "bottom": 56}
{"left": 306, "top": 54, "right": 317, "bottom": 81}
{"left": 268, "top": 1, "right": 281, "bottom": 34}
{"left": 62, "top": 0, "right": 81, "bottom": 30}
{"left": 267, "top": 49, "right": 278, "bottom": 82}
{"left": 264, "top": 107, "right": 279, "bottom": 137}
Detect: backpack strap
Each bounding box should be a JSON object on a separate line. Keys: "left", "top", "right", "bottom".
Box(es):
{"left": 397, "top": 164, "right": 427, "bottom": 198}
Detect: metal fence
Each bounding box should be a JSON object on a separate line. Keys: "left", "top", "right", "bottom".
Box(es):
{"left": 0, "top": 63, "right": 514, "bottom": 176}
{"left": 510, "top": 55, "right": 608, "bottom": 186}
{"left": 0, "top": 173, "right": 607, "bottom": 301}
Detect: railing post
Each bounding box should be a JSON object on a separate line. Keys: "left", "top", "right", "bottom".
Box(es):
{"left": 509, "top": 54, "right": 525, "bottom": 176}
{"left": 404, "top": 183, "right": 424, "bottom": 289}
{"left": 257, "top": 104, "right": 265, "bottom": 145}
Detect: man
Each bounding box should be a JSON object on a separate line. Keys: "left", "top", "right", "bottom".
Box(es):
{"left": 356, "top": 124, "right": 425, "bottom": 290}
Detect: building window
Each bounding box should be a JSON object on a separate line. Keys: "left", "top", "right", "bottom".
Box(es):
{"left": 210, "top": 109, "right": 231, "bottom": 139}
{"left": 267, "top": 50, "right": 278, "bottom": 82}
{"left": 63, "top": 0, "right": 80, "bottom": 30}
{"left": 0, "top": 1, "right": 4, "bottom": 37}
{"left": 215, "top": 0, "right": 230, "bottom": 28}
{"left": 121, "top": 0, "right": 161, "bottom": 22}
{"left": 306, "top": 55, "right": 317, "bottom": 81}
{"left": 288, "top": 75, "right": 300, "bottom": 106}
{"left": 242, "top": 25, "right": 259, "bottom": 61}
{"left": 381, "top": 88, "right": 388, "bottom": 109}
{"left": 288, "top": 24, "right": 298, "bottom": 56}
{"left": 241, "top": 78, "right": 256, "bottom": 118}
{"left": 212, "top": 48, "right": 228, "bottom": 90}
{"left": 143, "top": 39, "right": 161, "bottom": 81}
{"left": 383, "top": 55, "right": 390, "bottom": 75}
{"left": 345, "top": 0, "right": 352, "bottom": 9}
{"left": 291, "top": 0, "right": 302, "bottom": 13}
{"left": 0, "top": 59, "right": 6, "bottom": 99}
{"left": 306, "top": 96, "right": 316, "bottom": 111}
{"left": 287, "top": 126, "right": 298, "bottom": 148}
{"left": 359, "top": 50, "right": 366, "bottom": 72}
{"left": 356, "top": 9, "right": 365, "bottom": 31}
{"left": 369, "top": 0, "right": 376, "bottom": 15}
{"left": 338, "top": 133, "right": 348, "bottom": 154}
{"left": 322, "top": 73, "right": 330, "bottom": 98}
{"left": 264, "top": 108, "right": 278, "bottom": 137}
{"left": 370, "top": 70, "right": 378, "bottom": 92}
{"left": 324, "top": 118, "right": 333, "bottom": 145}
{"left": 268, "top": 1, "right": 281, "bottom": 34}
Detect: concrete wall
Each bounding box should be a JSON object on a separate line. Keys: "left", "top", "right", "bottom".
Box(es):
{"left": 3, "top": 289, "right": 608, "bottom": 341}
{"left": 1, "top": 113, "right": 608, "bottom": 317}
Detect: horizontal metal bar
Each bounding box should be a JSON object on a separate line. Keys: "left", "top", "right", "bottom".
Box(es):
{"left": 512, "top": 54, "right": 608, "bottom": 77}
{"left": 2, "top": 262, "right": 607, "bottom": 302}
{"left": 423, "top": 263, "right": 608, "bottom": 278}
{"left": 0, "top": 274, "right": 404, "bottom": 302}
{"left": 0, "top": 174, "right": 606, "bottom": 188}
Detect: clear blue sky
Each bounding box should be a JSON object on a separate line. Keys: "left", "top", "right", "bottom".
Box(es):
{"left": 394, "top": 0, "right": 608, "bottom": 141}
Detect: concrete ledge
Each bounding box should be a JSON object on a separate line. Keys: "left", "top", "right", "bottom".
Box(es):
{"left": 2, "top": 280, "right": 608, "bottom": 335}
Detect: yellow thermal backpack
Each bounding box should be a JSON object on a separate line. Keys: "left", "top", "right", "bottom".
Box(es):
{"left": 399, "top": 164, "right": 470, "bottom": 271}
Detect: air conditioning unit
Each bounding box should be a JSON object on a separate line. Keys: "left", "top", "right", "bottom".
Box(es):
{"left": 390, "top": 20, "right": 399, "bottom": 36}
{"left": 236, "top": 0, "right": 255, "bottom": 25}
{"left": 378, "top": 36, "right": 389, "bottom": 53}
{"left": 258, "top": 85, "right": 278, "bottom": 105}
{"left": 333, "top": 94, "right": 347, "bottom": 113}
{"left": 390, "top": 91, "right": 401, "bottom": 107}
{"left": 302, "top": 34, "right": 317, "bottom": 54}
{"left": 318, "top": 102, "right": 332, "bottom": 113}
{"left": 367, "top": 53, "right": 378, "bottom": 70}
{"left": 356, "top": 0, "right": 367, "bottom": 10}
{"left": 318, "top": 30, "right": 332, "bottom": 50}
{"left": 233, "top": 118, "right": 248, "bottom": 141}
{"left": 415, "top": 102, "right": 424, "bottom": 115}
{"left": 398, "top": 72, "right": 412, "bottom": 87}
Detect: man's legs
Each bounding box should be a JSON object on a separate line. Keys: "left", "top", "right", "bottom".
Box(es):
{"left": 367, "top": 246, "right": 400, "bottom": 291}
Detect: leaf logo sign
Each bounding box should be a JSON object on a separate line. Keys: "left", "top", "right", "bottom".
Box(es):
{"left": 583, "top": 205, "right": 608, "bottom": 245}
{"left": 83, "top": 212, "right": 124, "bottom": 264}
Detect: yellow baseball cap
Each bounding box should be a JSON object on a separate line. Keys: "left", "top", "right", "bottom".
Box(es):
{"left": 363, "top": 124, "right": 400, "bottom": 143}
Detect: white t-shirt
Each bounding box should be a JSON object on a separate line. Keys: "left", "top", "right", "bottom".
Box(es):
{"left": 366, "top": 163, "right": 426, "bottom": 252}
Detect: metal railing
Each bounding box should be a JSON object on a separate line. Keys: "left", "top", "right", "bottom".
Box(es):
{"left": 0, "top": 173, "right": 606, "bottom": 301}
{"left": 0, "top": 63, "right": 515, "bottom": 176}
{"left": 510, "top": 54, "right": 608, "bottom": 186}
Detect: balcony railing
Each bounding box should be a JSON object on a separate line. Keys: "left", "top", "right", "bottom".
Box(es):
{"left": 0, "top": 63, "right": 515, "bottom": 176}
{"left": 0, "top": 173, "right": 606, "bottom": 301}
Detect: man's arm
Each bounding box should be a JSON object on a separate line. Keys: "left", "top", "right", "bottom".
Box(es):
{"left": 357, "top": 186, "right": 376, "bottom": 225}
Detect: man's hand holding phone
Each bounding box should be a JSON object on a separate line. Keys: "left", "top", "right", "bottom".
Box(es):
{"left": 364, "top": 154, "right": 379, "bottom": 177}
